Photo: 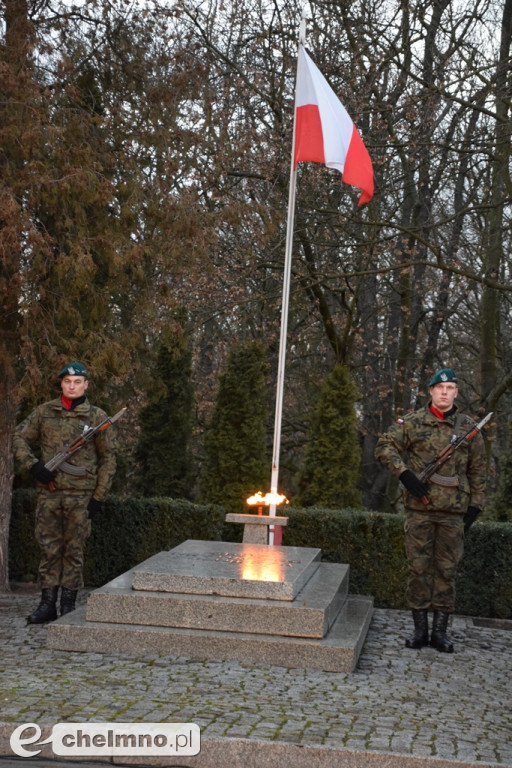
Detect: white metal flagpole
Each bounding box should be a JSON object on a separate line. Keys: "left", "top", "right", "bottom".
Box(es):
{"left": 268, "top": 19, "right": 306, "bottom": 545}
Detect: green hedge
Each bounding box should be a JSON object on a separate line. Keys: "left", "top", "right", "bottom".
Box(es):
{"left": 9, "top": 490, "right": 225, "bottom": 587}
{"left": 456, "top": 521, "right": 512, "bottom": 619}
{"left": 9, "top": 491, "right": 512, "bottom": 618}
{"left": 282, "top": 507, "right": 408, "bottom": 609}
{"left": 282, "top": 507, "right": 512, "bottom": 619}
{"left": 9, "top": 489, "right": 40, "bottom": 583}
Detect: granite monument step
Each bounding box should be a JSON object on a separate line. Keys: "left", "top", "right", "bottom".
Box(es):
{"left": 47, "top": 594, "right": 374, "bottom": 672}
{"left": 46, "top": 540, "right": 373, "bottom": 672}
{"left": 85, "top": 561, "right": 350, "bottom": 638}
{"left": 131, "top": 540, "right": 322, "bottom": 601}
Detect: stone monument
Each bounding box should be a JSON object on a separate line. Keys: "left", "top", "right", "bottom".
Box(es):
{"left": 47, "top": 538, "right": 373, "bottom": 673}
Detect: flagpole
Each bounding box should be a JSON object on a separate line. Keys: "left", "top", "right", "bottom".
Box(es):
{"left": 268, "top": 21, "right": 306, "bottom": 545}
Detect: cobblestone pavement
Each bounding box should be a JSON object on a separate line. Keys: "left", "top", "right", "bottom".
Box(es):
{"left": 1, "top": 587, "right": 511, "bottom": 767}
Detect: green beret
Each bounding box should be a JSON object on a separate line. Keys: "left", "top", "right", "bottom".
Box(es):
{"left": 58, "top": 361, "right": 89, "bottom": 378}
{"left": 428, "top": 367, "right": 458, "bottom": 387}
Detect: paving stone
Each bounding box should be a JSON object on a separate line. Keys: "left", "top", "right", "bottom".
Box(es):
{"left": 0, "top": 590, "right": 510, "bottom": 767}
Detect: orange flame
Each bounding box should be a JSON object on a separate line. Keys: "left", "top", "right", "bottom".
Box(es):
{"left": 246, "top": 491, "right": 288, "bottom": 507}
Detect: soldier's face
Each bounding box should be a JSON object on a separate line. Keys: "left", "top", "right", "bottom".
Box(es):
{"left": 429, "top": 382, "right": 458, "bottom": 412}
{"left": 61, "top": 375, "right": 88, "bottom": 400}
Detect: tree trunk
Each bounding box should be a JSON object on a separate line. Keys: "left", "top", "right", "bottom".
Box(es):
{"left": 0, "top": 0, "right": 34, "bottom": 590}
{"left": 480, "top": 0, "right": 512, "bottom": 403}
{"left": 0, "top": 349, "right": 18, "bottom": 591}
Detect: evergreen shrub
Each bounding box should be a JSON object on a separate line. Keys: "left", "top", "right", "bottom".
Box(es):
{"left": 134, "top": 336, "right": 195, "bottom": 499}
{"left": 9, "top": 490, "right": 224, "bottom": 587}
{"left": 456, "top": 521, "right": 512, "bottom": 618}
{"left": 200, "top": 341, "right": 269, "bottom": 515}
{"left": 9, "top": 491, "right": 512, "bottom": 618}
{"left": 283, "top": 507, "right": 512, "bottom": 618}
{"left": 296, "top": 364, "right": 362, "bottom": 508}
{"left": 282, "top": 507, "right": 408, "bottom": 608}
{"left": 9, "top": 489, "right": 40, "bottom": 583}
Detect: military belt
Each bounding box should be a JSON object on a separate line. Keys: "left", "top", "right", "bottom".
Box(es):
{"left": 430, "top": 472, "right": 459, "bottom": 487}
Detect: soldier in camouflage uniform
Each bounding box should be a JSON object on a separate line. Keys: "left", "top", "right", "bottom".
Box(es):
{"left": 13, "top": 362, "right": 117, "bottom": 623}
{"left": 375, "top": 368, "right": 487, "bottom": 653}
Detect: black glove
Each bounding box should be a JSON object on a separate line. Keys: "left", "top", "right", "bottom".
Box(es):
{"left": 463, "top": 505, "right": 481, "bottom": 533}
{"left": 87, "top": 498, "right": 103, "bottom": 520}
{"left": 29, "top": 460, "right": 56, "bottom": 485}
{"left": 399, "top": 469, "right": 428, "bottom": 498}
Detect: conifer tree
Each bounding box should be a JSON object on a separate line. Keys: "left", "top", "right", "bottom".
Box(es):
{"left": 134, "top": 333, "right": 194, "bottom": 499}
{"left": 296, "top": 363, "right": 362, "bottom": 509}
{"left": 200, "top": 341, "right": 269, "bottom": 515}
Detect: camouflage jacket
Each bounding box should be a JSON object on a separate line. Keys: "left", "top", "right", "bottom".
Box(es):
{"left": 13, "top": 397, "right": 116, "bottom": 501}
{"left": 374, "top": 405, "right": 487, "bottom": 514}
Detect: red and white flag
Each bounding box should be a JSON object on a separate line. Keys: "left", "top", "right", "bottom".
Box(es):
{"left": 294, "top": 47, "right": 374, "bottom": 206}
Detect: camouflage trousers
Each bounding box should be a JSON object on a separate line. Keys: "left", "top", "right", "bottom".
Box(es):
{"left": 35, "top": 490, "right": 92, "bottom": 589}
{"left": 404, "top": 510, "right": 464, "bottom": 613}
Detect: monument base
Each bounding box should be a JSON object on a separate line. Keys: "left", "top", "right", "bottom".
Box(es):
{"left": 47, "top": 540, "right": 373, "bottom": 673}
{"left": 225, "top": 512, "right": 288, "bottom": 544}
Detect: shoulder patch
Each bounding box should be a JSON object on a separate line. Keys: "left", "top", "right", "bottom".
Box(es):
{"left": 395, "top": 410, "right": 414, "bottom": 425}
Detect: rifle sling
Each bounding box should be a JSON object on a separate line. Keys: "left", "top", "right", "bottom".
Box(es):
{"left": 427, "top": 412, "right": 467, "bottom": 489}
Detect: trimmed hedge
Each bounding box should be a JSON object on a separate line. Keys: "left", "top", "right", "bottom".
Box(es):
{"left": 456, "top": 521, "right": 512, "bottom": 619}
{"left": 281, "top": 507, "right": 408, "bottom": 609}
{"left": 282, "top": 507, "right": 512, "bottom": 618}
{"left": 8, "top": 491, "right": 512, "bottom": 618}
{"left": 9, "top": 489, "right": 40, "bottom": 583}
{"left": 9, "top": 490, "right": 225, "bottom": 588}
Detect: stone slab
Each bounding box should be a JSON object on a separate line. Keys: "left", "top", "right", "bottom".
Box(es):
{"left": 0, "top": 739, "right": 501, "bottom": 768}
{"left": 1, "top": 738, "right": 502, "bottom": 768}
{"left": 47, "top": 595, "right": 374, "bottom": 672}
{"left": 225, "top": 514, "right": 288, "bottom": 544}
{"left": 85, "top": 562, "right": 349, "bottom": 638}
{"left": 131, "top": 540, "right": 321, "bottom": 601}
{"left": 109, "top": 737, "right": 505, "bottom": 768}
{"left": 225, "top": 513, "right": 289, "bottom": 525}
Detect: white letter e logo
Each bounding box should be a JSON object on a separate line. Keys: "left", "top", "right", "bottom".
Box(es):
{"left": 10, "top": 723, "right": 52, "bottom": 757}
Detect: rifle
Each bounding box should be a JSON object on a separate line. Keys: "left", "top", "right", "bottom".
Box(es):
{"left": 44, "top": 407, "right": 127, "bottom": 491}
{"left": 417, "top": 411, "right": 492, "bottom": 505}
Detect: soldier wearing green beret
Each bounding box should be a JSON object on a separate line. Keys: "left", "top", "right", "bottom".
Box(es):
{"left": 375, "top": 368, "right": 487, "bottom": 653}
{"left": 13, "top": 362, "right": 117, "bottom": 623}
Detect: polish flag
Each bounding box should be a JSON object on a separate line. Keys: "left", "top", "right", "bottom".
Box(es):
{"left": 294, "top": 47, "right": 374, "bottom": 206}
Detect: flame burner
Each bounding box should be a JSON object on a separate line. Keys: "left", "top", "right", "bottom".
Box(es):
{"left": 245, "top": 491, "right": 289, "bottom": 543}
{"left": 246, "top": 491, "right": 288, "bottom": 514}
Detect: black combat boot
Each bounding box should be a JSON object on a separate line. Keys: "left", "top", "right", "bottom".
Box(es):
{"left": 60, "top": 588, "right": 78, "bottom": 616}
{"left": 405, "top": 609, "right": 429, "bottom": 648}
{"left": 27, "top": 587, "right": 59, "bottom": 624}
{"left": 430, "top": 610, "right": 454, "bottom": 653}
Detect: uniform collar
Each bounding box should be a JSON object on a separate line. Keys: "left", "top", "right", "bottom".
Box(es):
{"left": 61, "top": 394, "right": 87, "bottom": 411}
{"left": 429, "top": 402, "right": 457, "bottom": 422}
{"left": 49, "top": 395, "right": 90, "bottom": 413}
